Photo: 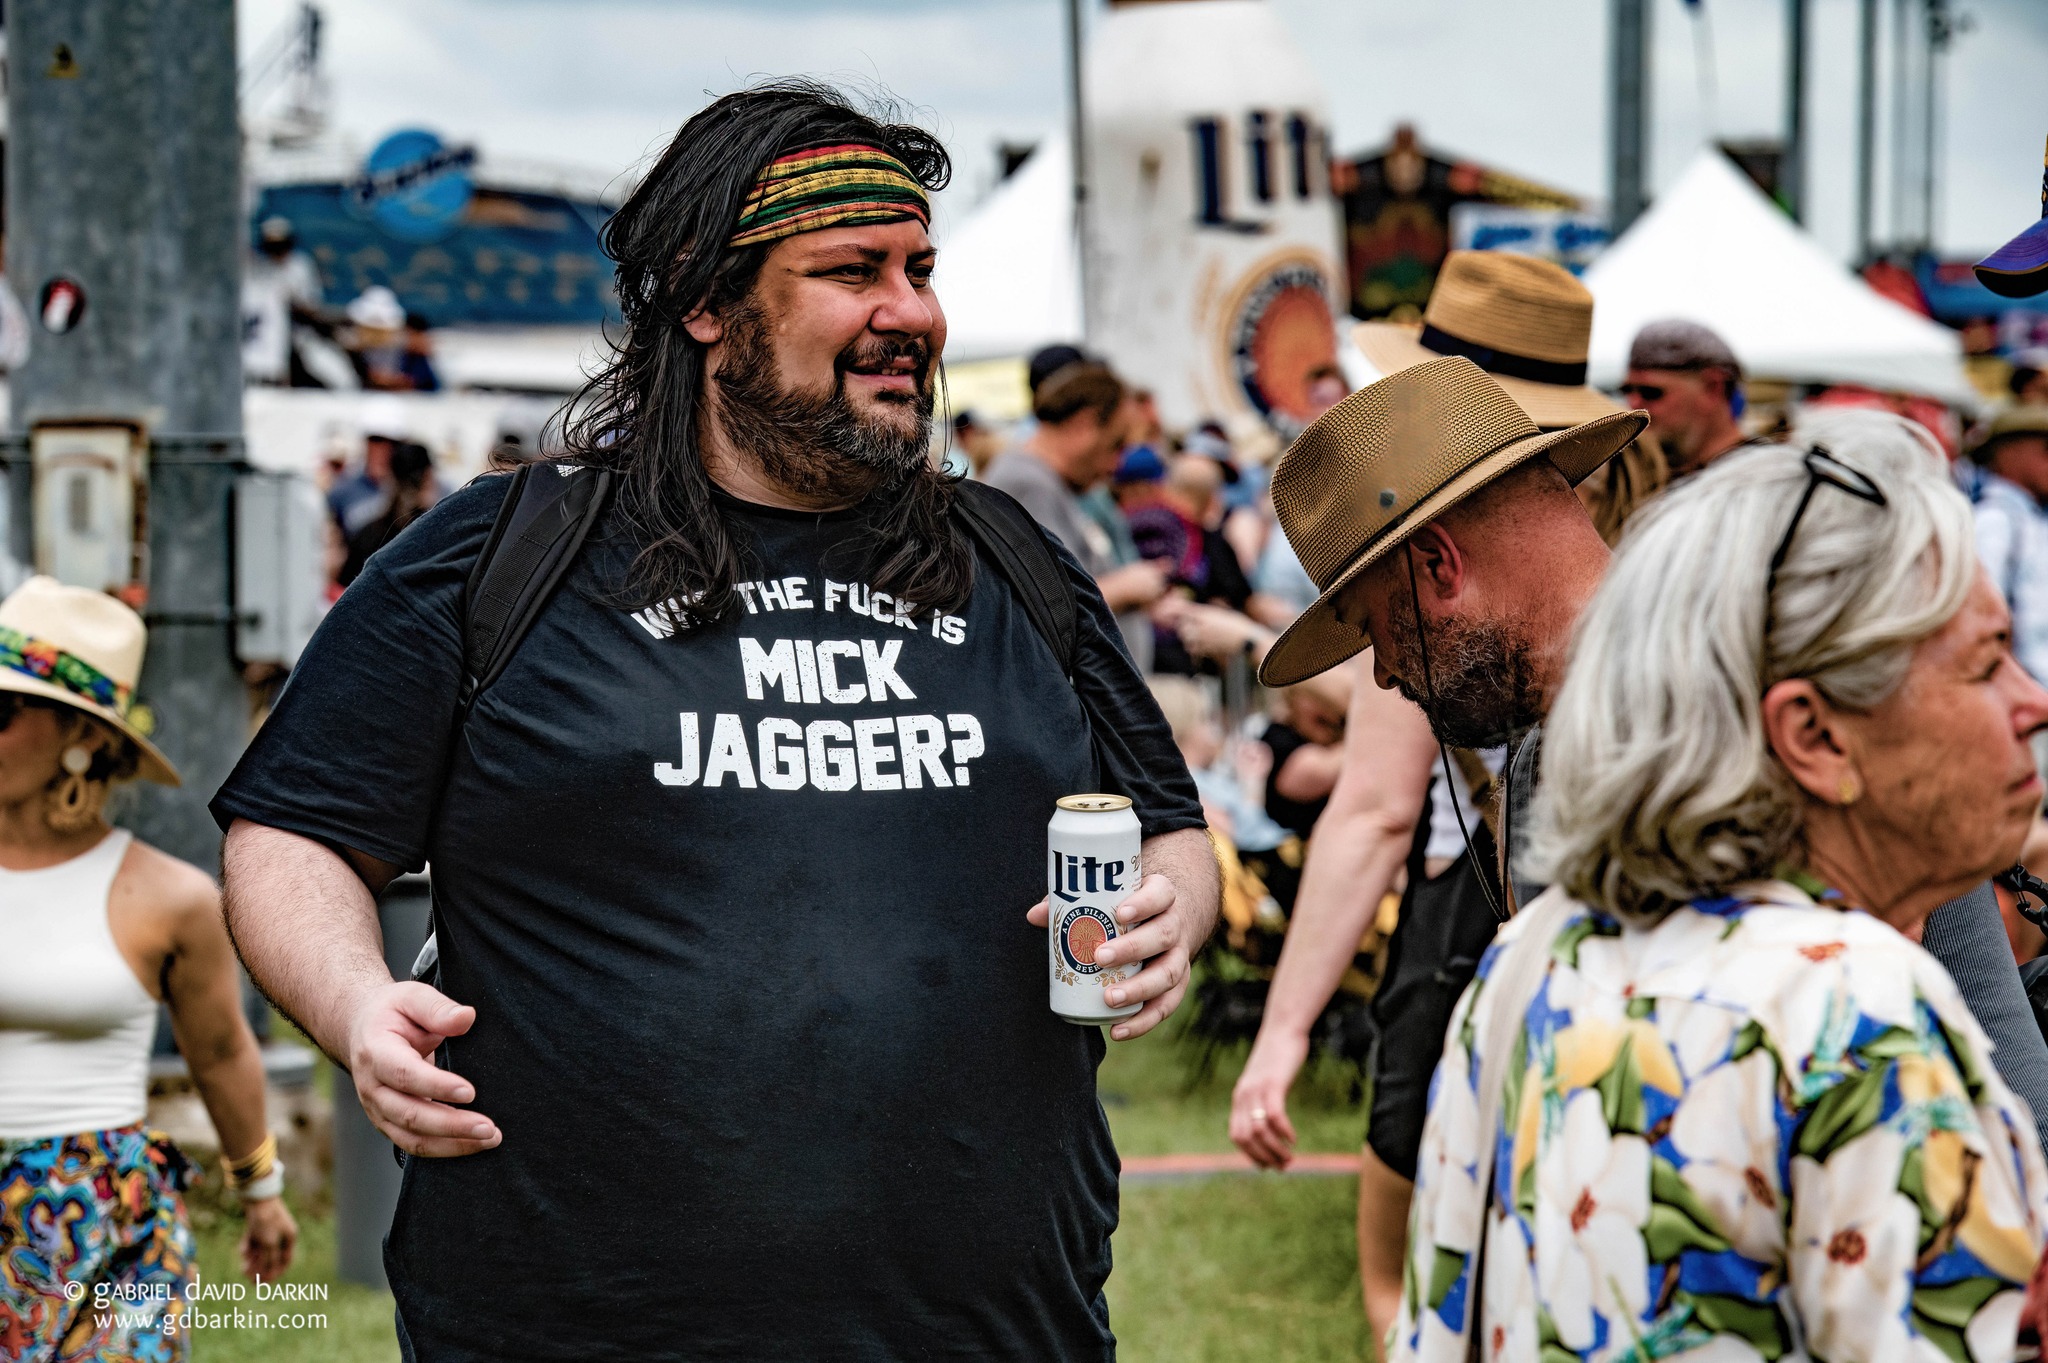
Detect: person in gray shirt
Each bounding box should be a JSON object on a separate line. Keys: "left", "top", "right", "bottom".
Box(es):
{"left": 983, "top": 361, "right": 1166, "bottom": 665}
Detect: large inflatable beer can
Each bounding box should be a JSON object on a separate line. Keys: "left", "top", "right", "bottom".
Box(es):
{"left": 1048, "top": 794, "right": 1144, "bottom": 1025}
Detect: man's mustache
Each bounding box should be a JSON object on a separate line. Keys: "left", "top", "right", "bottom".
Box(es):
{"left": 837, "top": 336, "right": 933, "bottom": 388}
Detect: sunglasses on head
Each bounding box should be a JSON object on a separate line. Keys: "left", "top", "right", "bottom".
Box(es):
{"left": 1762, "top": 444, "right": 1888, "bottom": 646}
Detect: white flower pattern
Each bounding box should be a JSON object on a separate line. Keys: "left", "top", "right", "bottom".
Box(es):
{"left": 1389, "top": 884, "right": 2048, "bottom": 1363}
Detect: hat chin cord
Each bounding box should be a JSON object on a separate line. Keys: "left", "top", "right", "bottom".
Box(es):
{"left": 1405, "top": 543, "right": 1508, "bottom": 923}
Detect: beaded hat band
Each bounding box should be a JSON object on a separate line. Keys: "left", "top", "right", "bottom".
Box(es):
{"left": 728, "top": 142, "right": 930, "bottom": 249}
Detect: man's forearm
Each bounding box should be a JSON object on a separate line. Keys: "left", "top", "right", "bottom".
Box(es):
{"left": 220, "top": 820, "right": 395, "bottom": 1066}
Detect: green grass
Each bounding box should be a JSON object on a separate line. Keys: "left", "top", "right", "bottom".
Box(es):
{"left": 1100, "top": 1014, "right": 1372, "bottom": 1362}
{"left": 1097, "top": 1008, "right": 1369, "bottom": 1158}
{"left": 188, "top": 1190, "right": 398, "bottom": 1363}
{"left": 1111, "top": 1176, "right": 1370, "bottom": 1363}
{"left": 183, "top": 1008, "right": 1370, "bottom": 1361}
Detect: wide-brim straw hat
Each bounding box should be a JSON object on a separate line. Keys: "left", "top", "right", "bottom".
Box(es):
{"left": 1258, "top": 356, "right": 1647, "bottom": 687}
{"left": 0, "top": 576, "right": 178, "bottom": 785}
{"left": 1353, "top": 250, "right": 1621, "bottom": 429}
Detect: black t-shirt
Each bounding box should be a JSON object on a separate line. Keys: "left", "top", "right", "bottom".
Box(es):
{"left": 1258, "top": 722, "right": 1329, "bottom": 839}
{"left": 1147, "top": 528, "right": 1255, "bottom": 677}
{"left": 1364, "top": 777, "right": 1502, "bottom": 1181}
{"left": 211, "top": 475, "right": 1204, "bottom": 1363}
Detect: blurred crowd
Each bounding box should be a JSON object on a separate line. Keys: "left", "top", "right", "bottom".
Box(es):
{"left": 241, "top": 217, "right": 441, "bottom": 393}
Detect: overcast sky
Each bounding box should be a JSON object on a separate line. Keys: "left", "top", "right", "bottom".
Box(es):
{"left": 240, "top": 0, "right": 2048, "bottom": 259}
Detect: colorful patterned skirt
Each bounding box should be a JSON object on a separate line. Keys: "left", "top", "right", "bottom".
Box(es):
{"left": 0, "top": 1126, "right": 194, "bottom": 1363}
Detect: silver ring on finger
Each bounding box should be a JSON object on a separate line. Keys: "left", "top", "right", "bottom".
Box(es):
{"left": 1251, "top": 1107, "right": 1267, "bottom": 1122}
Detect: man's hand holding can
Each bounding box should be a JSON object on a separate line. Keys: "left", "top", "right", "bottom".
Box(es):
{"left": 1028, "top": 823, "right": 1219, "bottom": 1041}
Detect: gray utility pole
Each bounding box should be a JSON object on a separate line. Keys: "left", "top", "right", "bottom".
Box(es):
{"left": 1782, "top": 0, "right": 1809, "bottom": 222}
{"left": 1609, "top": 0, "right": 1650, "bottom": 235}
{"left": 8, "top": 0, "right": 247, "bottom": 873}
{"left": 1065, "top": 0, "right": 1092, "bottom": 342}
{"left": 1856, "top": 0, "right": 1879, "bottom": 260}
{"left": 1921, "top": 0, "right": 1958, "bottom": 254}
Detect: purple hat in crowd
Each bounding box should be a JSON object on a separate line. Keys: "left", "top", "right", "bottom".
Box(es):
{"left": 1975, "top": 136, "right": 2048, "bottom": 299}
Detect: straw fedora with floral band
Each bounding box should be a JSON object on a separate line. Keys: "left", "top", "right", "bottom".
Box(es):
{"left": 1354, "top": 250, "right": 1618, "bottom": 430}
{"left": 1257, "top": 356, "right": 1647, "bottom": 688}
{"left": 0, "top": 576, "right": 179, "bottom": 786}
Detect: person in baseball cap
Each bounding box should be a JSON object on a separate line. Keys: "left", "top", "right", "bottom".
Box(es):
{"left": 1621, "top": 318, "right": 1750, "bottom": 475}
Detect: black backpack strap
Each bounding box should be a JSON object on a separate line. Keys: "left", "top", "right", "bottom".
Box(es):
{"left": 461, "top": 462, "right": 614, "bottom": 708}
{"left": 951, "top": 479, "right": 1078, "bottom": 677}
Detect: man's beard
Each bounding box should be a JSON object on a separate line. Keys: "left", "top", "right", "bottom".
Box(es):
{"left": 1381, "top": 592, "right": 1542, "bottom": 749}
{"left": 709, "top": 302, "right": 936, "bottom": 502}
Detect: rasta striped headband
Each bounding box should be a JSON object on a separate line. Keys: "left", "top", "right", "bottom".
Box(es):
{"left": 728, "top": 142, "right": 930, "bottom": 249}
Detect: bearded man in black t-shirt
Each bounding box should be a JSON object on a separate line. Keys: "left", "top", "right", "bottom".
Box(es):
{"left": 212, "top": 82, "right": 1216, "bottom": 1363}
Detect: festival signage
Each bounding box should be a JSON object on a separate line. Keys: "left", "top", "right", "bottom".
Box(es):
{"left": 347, "top": 129, "right": 478, "bottom": 244}
{"left": 1085, "top": 0, "right": 1344, "bottom": 445}
{"left": 1449, "top": 205, "right": 1610, "bottom": 276}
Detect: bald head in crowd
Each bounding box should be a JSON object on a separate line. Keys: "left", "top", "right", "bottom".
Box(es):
{"left": 1161, "top": 453, "right": 1225, "bottom": 522}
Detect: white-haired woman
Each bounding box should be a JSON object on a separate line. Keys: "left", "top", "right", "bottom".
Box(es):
{"left": 0, "top": 579, "right": 295, "bottom": 1360}
{"left": 1391, "top": 413, "right": 2048, "bottom": 1363}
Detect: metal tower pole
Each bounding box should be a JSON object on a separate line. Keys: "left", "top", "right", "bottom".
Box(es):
{"left": 1782, "top": 0, "right": 1808, "bottom": 221}
{"left": 8, "top": 0, "right": 248, "bottom": 872}
{"left": 1922, "top": 0, "right": 1953, "bottom": 253}
{"left": 1856, "top": 0, "right": 1879, "bottom": 260}
{"left": 1609, "top": 0, "right": 1650, "bottom": 234}
{"left": 1891, "top": 0, "right": 1913, "bottom": 246}
{"left": 1065, "top": 0, "right": 1092, "bottom": 342}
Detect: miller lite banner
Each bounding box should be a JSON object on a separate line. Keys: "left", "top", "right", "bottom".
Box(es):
{"left": 1085, "top": 0, "right": 1345, "bottom": 446}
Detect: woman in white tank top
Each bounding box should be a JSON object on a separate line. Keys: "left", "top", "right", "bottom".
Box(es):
{"left": 0, "top": 578, "right": 295, "bottom": 1360}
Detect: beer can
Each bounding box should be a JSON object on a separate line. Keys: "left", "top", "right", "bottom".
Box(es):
{"left": 1048, "top": 794, "right": 1143, "bottom": 1025}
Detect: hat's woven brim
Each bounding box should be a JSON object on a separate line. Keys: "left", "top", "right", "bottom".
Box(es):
{"left": 1975, "top": 219, "right": 2048, "bottom": 300}
{"left": 0, "top": 671, "right": 180, "bottom": 785}
{"left": 1258, "top": 407, "right": 1648, "bottom": 688}
{"left": 1353, "top": 322, "right": 1622, "bottom": 429}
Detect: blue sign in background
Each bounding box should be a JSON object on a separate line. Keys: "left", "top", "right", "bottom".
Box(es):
{"left": 254, "top": 179, "right": 619, "bottom": 329}
{"left": 350, "top": 128, "right": 477, "bottom": 243}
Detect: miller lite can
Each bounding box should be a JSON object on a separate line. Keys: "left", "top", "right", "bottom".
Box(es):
{"left": 1048, "top": 794, "right": 1143, "bottom": 1025}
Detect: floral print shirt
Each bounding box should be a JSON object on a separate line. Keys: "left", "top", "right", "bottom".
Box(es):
{"left": 1392, "top": 882, "right": 2048, "bottom": 1363}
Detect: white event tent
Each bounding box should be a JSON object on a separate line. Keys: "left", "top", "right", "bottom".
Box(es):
{"left": 936, "top": 139, "right": 1082, "bottom": 365}
{"left": 1584, "top": 150, "right": 1973, "bottom": 406}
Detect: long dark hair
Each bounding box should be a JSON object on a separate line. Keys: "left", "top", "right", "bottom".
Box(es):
{"left": 563, "top": 80, "right": 972, "bottom": 628}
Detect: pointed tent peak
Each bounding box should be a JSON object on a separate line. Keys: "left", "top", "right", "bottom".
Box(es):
{"left": 1615, "top": 149, "right": 1850, "bottom": 280}
{"left": 933, "top": 138, "right": 1081, "bottom": 366}
{"left": 1584, "top": 147, "right": 1971, "bottom": 405}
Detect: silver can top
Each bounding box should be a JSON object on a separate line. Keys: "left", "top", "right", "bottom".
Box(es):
{"left": 1056, "top": 794, "right": 1133, "bottom": 813}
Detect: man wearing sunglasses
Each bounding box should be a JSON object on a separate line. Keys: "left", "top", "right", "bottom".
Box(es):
{"left": 1621, "top": 318, "right": 1750, "bottom": 476}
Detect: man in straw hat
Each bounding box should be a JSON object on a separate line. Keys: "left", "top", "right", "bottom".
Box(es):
{"left": 211, "top": 81, "right": 1214, "bottom": 1362}
{"left": 1232, "top": 253, "right": 1666, "bottom": 1339}
{"left": 1354, "top": 249, "right": 1668, "bottom": 542}
{"left": 1231, "top": 355, "right": 2048, "bottom": 1339}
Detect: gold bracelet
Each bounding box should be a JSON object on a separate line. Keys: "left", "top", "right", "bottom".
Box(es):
{"left": 224, "top": 1133, "right": 278, "bottom": 1189}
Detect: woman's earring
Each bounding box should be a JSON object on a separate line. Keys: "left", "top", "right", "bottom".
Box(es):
{"left": 47, "top": 745, "right": 101, "bottom": 833}
{"left": 1837, "top": 774, "right": 1862, "bottom": 806}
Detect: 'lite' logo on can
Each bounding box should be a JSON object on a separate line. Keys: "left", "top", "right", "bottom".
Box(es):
{"left": 1057, "top": 905, "right": 1118, "bottom": 974}
{"left": 1048, "top": 792, "right": 1142, "bottom": 1024}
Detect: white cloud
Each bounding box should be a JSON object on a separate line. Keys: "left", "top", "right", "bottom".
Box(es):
{"left": 241, "top": 0, "right": 2048, "bottom": 260}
